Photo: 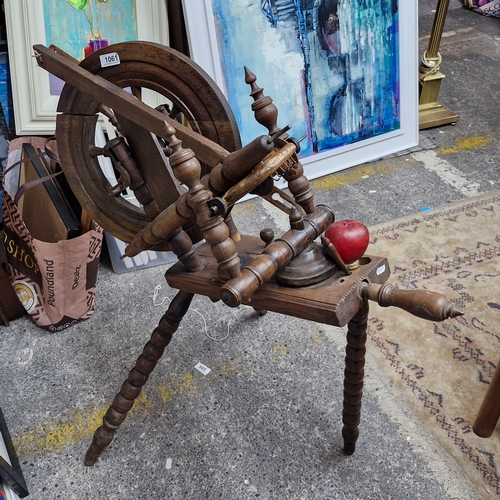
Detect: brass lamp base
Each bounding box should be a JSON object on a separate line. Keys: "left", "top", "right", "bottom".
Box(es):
{"left": 419, "top": 102, "right": 459, "bottom": 130}
{"left": 419, "top": 71, "right": 459, "bottom": 130}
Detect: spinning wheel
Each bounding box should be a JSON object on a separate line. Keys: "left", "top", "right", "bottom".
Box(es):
{"left": 55, "top": 41, "right": 241, "bottom": 245}
{"left": 33, "top": 42, "right": 463, "bottom": 468}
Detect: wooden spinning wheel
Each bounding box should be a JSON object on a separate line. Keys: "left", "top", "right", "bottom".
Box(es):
{"left": 55, "top": 41, "right": 241, "bottom": 245}
{"left": 33, "top": 42, "right": 463, "bottom": 469}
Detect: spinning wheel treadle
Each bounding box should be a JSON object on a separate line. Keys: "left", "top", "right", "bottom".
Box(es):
{"left": 32, "top": 42, "right": 463, "bottom": 469}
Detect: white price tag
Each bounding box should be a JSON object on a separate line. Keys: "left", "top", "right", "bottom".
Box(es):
{"left": 376, "top": 264, "right": 386, "bottom": 276}
{"left": 195, "top": 362, "right": 211, "bottom": 375}
{"left": 100, "top": 52, "right": 121, "bottom": 68}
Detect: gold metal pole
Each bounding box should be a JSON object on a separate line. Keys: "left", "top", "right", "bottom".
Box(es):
{"left": 418, "top": 0, "right": 459, "bottom": 129}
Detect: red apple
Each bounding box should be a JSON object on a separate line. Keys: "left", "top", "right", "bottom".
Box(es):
{"left": 324, "top": 219, "right": 370, "bottom": 265}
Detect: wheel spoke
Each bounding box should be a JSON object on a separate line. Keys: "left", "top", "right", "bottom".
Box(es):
{"left": 88, "top": 146, "right": 104, "bottom": 157}
{"left": 130, "top": 85, "right": 142, "bottom": 100}
{"left": 169, "top": 103, "right": 182, "bottom": 120}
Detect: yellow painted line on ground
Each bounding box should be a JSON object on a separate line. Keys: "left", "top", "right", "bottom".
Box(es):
{"left": 232, "top": 134, "right": 495, "bottom": 213}
{"left": 158, "top": 372, "right": 196, "bottom": 403}
{"left": 438, "top": 135, "right": 495, "bottom": 155}
{"left": 12, "top": 391, "right": 152, "bottom": 461}
{"left": 312, "top": 331, "right": 324, "bottom": 345}
{"left": 312, "top": 134, "right": 495, "bottom": 191}
{"left": 232, "top": 199, "right": 259, "bottom": 217}
{"left": 309, "top": 159, "right": 411, "bottom": 192}
{"left": 11, "top": 332, "right": 324, "bottom": 460}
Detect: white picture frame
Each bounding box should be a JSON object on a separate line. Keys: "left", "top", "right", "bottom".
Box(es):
{"left": 4, "top": 0, "right": 169, "bottom": 136}
{"left": 181, "top": 0, "right": 418, "bottom": 181}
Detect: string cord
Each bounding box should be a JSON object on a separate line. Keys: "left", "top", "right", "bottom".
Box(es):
{"left": 419, "top": 50, "right": 443, "bottom": 79}
{"left": 151, "top": 285, "right": 231, "bottom": 342}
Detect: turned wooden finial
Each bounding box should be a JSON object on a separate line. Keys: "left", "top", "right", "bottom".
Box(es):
{"left": 164, "top": 123, "right": 182, "bottom": 152}
{"left": 260, "top": 228, "right": 274, "bottom": 246}
{"left": 163, "top": 124, "right": 203, "bottom": 195}
{"left": 244, "top": 66, "right": 280, "bottom": 136}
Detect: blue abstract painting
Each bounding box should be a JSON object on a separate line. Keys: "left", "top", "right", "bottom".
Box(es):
{"left": 211, "top": 0, "right": 400, "bottom": 158}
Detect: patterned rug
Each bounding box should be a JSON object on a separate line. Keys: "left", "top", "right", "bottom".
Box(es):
{"left": 366, "top": 191, "right": 500, "bottom": 499}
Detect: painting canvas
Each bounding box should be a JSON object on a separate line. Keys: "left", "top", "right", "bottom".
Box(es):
{"left": 42, "top": 0, "right": 139, "bottom": 95}
{"left": 183, "top": 0, "right": 417, "bottom": 180}
{"left": 4, "top": 0, "right": 168, "bottom": 135}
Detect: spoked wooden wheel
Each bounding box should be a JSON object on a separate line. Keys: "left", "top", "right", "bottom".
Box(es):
{"left": 56, "top": 41, "right": 241, "bottom": 245}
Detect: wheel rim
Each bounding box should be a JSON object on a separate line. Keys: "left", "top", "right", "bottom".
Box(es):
{"left": 56, "top": 41, "right": 241, "bottom": 244}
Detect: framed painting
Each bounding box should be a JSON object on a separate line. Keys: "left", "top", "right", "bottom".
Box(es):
{"left": 4, "top": 0, "right": 169, "bottom": 135}
{"left": 0, "top": 407, "right": 28, "bottom": 498}
{"left": 182, "top": 0, "right": 418, "bottom": 181}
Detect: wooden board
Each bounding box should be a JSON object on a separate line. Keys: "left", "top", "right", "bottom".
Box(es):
{"left": 166, "top": 235, "right": 390, "bottom": 327}
{"left": 18, "top": 144, "right": 80, "bottom": 243}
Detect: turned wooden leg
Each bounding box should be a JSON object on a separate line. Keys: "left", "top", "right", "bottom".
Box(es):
{"left": 84, "top": 290, "right": 195, "bottom": 466}
{"left": 473, "top": 357, "right": 500, "bottom": 438}
{"left": 342, "top": 299, "right": 369, "bottom": 455}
